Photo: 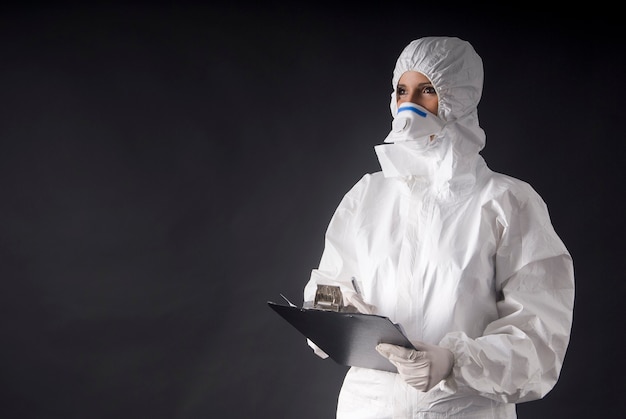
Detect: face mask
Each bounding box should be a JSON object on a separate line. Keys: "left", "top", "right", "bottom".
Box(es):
{"left": 383, "top": 102, "right": 444, "bottom": 148}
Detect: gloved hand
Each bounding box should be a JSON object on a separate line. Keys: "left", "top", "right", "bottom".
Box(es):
{"left": 342, "top": 290, "right": 377, "bottom": 315}
{"left": 307, "top": 338, "right": 329, "bottom": 359}
{"left": 376, "top": 340, "right": 454, "bottom": 392}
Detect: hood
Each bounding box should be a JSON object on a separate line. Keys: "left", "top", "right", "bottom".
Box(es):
{"left": 375, "top": 36, "right": 486, "bottom": 187}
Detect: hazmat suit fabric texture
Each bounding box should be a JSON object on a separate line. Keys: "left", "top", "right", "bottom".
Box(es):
{"left": 303, "top": 37, "right": 575, "bottom": 418}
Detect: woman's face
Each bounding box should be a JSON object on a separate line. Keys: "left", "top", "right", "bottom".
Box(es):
{"left": 396, "top": 71, "right": 438, "bottom": 115}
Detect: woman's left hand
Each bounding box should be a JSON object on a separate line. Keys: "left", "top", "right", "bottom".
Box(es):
{"left": 376, "top": 340, "right": 454, "bottom": 392}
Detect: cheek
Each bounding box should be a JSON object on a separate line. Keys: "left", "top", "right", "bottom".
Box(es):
{"left": 426, "top": 100, "right": 439, "bottom": 115}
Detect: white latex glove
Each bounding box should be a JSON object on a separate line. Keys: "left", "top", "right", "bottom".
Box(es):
{"left": 342, "top": 291, "right": 377, "bottom": 315}
{"left": 376, "top": 340, "right": 454, "bottom": 392}
{"left": 307, "top": 338, "right": 329, "bottom": 359}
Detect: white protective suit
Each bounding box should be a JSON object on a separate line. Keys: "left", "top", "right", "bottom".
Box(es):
{"left": 303, "top": 37, "right": 575, "bottom": 418}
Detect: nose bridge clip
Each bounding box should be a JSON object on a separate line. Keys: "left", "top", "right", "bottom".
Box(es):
{"left": 398, "top": 104, "right": 427, "bottom": 117}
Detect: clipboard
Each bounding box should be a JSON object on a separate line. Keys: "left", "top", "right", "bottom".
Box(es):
{"left": 268, "top": 301, "right": 415, "bottom": 373}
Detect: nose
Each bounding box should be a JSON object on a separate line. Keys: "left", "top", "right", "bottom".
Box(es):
{"left": 398, "top": 90, "right": 421, "bottom": 106}
{"left": 408, "top": 91, "right": 421, "bottom": 104}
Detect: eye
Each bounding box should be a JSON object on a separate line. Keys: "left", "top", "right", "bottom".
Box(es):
{"left": 422, "top": 85, "right": 437, "bottom": 95}
{"left": 397, "top": 86, "right": 406, "bottom": 96}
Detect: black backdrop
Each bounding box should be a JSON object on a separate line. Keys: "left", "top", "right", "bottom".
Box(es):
{"left": 1, "top": 3, "right": 624, "bottom": 418}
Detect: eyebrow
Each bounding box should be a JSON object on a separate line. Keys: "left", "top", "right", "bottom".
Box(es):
{"left": 397, "top": 82, "right": 434, "bottom": 88}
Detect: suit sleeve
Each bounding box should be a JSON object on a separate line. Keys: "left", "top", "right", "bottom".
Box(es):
{"left": 439, "top": 185, "right": 575, "bottom": 403}
{"left": 303, "top": 176, "right": 369, "bottom": 305}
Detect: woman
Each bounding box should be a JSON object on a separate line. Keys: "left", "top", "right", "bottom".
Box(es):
{"left": 303, "top": 36, "right": 575, "bottom": 418}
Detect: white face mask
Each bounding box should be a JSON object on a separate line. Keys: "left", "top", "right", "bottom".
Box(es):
{"left": 383, "top": 103, "right": 444, "bottom": 148}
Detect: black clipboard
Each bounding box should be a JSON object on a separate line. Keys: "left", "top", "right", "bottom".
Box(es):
{"left": 268, "top": 301, "right": 415, "bottom": 372}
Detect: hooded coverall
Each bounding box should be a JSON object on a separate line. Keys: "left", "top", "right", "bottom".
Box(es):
{"left": 303, "top": 37, "right": 575, "bottom": 418}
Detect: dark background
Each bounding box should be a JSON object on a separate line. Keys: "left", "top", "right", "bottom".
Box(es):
{"left": 1, "top": 3, "right": 624, "bottom": 418}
